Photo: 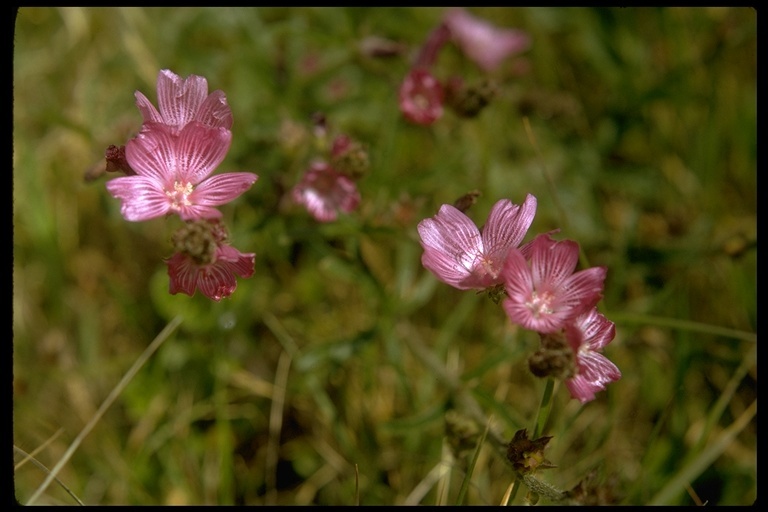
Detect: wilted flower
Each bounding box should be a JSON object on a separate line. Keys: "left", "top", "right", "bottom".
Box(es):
{"left": 417, "top": 194, "right": 537, "bottom": 290}
{"left": 166, "top": 220, "right": 255, "bottom": 301}
{"left": 563, "top": 308, "right": 621, "bottom": 403}
{"left": 398, "top": 68, "right": 445, "bottom": 125}
{"left": 135, "top": 69, "right": 233, "bottom": 133}
{"left": 292, "top": 161, "right": 361, "bottom": 222}
{"left": 105, "top": 122, "right": 258, "bottom": 222}
{"left": 502, "top": 233, "right": 606, "bottom": 333}
{"left": 443, "top": 8, "right": 531, "bottom": 72}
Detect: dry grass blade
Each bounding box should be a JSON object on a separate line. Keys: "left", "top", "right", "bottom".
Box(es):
{"left": 24, "top": 315, "right": 183, "bottom": 505}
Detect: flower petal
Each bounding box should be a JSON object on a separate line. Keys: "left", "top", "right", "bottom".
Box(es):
{"left": 125, "top": 122, "right": 178, "bottom": 182}
{"left": 190, "top": 172, "right": 259, "bottom": 207}
{"left": 530, "top": 234, "right": 580, "bottom": 291}
{"left": 156, "top": 69, "right": 208, "bottom": 129}
{"left": 167, "top": 252, "right": 200, "bottom": 297}
{"left": 418, "top": 204, "right": 484, "bottom": 288}
{"left": 134, "top": 90, "right": 163, "bottom": 125}
{"left": 482, "top": 194, "right": 537, "bottom": 262}
{"left": 195, "top": 90, "right": 234, "bottom": 130}
{"left": 175, "top": 123, "right": 232, "bottom": 185}
{"left": 552, "top": 266, "right": 607, "bottom": 319}
{"left": 105, "top": 175, "right": 171, "bottom": 222}
{"left": 197, "top": 263, "right": 238, "bottom": 301}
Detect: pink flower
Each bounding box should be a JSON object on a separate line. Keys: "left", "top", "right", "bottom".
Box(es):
{"left": 502, "top": 233, "right": 606, "bottom": 333}
{"left": 135, "top": 69, "right": 233, "bottom": 133}
{"left": 564, "top": 308, "right": 621, "bottom": 403}
{"left": 167, "top": 244, "right": 255, "bottom": 302}
{"left": 417, "top": 195, "right": 537, "bottom": 290}
{"left": 443, "top": 8, "right": 531, "bottom": 72}
{"left": 292, "top": 161, "right": 361, "bottom": 222}
{"left": 398, "top": 68, "right": 444, "bottom": 125}
{"left": 105, "top": 122, "right": 258, "bottom": 222}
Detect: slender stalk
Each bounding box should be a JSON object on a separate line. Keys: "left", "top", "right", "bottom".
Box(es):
{"left": 532, "top": 378, "right": 556, "bottom": 439}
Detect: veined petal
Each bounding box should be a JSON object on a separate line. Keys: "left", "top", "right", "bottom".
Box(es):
{"left": 482, "top": 194, "right": 537, "bottom": 260}
{"left": 217, "top": 245, "right": 256, "bottom": 278}
{"left": 105, "top": 175, "right": 171, "bottom": 222}
{"left": 568, "top": 308, "right": 616, "bottom": 352}
{"left": 125, "top": 122, "right": 178, "bottom": 182}
{"left": 175, "top": 123, "right": 232, "bottom": 184}
{"left": 566, "top": 351, "right": 621, "bottom": 403}
{"left": 418, "top": 204, "right": 485, "bottom": 287}
{"left": 191, "top": 172, "right": 259, "bottom": 206}
{"left": 177, "top": 205, "right": 224, "bottom": 222}
{"left": 134, "top": 90, "right": 163, "bottom": 125}
{"left": 167, "top": 252, "right": 200, "bottom": 297}
{"left": 195, "top": 90, "right": 234, "bottom": 130}
{"left": 552, "top": 266, "right": 607, "bottom": 319}
{"left": 530, "top": 235, "right": 580, "bottom": 290}
{"left": 156, "top": 69, "right": 208, "bottom": 129}
{"left": 418, "top": 204, "right": 483, "bottom": 263}
{"left": 197, "top": 264, "right": 238, "bottom": 301}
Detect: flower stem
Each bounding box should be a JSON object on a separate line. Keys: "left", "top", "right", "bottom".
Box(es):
{"left": 533, "top": 378, "right": 555, "bottom": 439}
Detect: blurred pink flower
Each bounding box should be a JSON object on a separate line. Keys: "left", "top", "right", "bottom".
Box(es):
{"left": 564, "top": 308, "right": 622, "bottom": 403}
{"left": 398, "top": 68, "right": 444, "bottom": 125}
{"left": 135, "top": 69, "right": 233, "bottom": 133}
{"left": 417, "top": 195, "right": 537, "bottom": 290}
{"left": 502, "top": 233, "right": 606, "bottom": 333}
{"left": 292, "top": 161, "right": 361, "bottom": 222}
{"left": 167, "top": 242, "right": 255, "bottom": 302}
{"left": 443, "top": 8, "right": 531, "bottom": 72}
{"left": 106, "top": 122, "right": 258, "bottom": 222}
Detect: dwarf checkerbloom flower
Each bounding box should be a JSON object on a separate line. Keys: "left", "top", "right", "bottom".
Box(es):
{"left": 417, "top": 194, "right": 537, "bottom": 290}
{"left": 502, "top": 233, "right": 606, "bottom": 333}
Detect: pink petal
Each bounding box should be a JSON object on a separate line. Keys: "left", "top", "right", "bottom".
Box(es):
{"left": 444, "top": 8, "right": 531, "bottom": 72}
{"left": 156, "top": 69, "right": 208, "bottom": 129}
{"left": 195, "top": 90, "right": 234, "bottom": 130}
{"left": 566, "top": 352, "right": 621, "bottom": 403}
{"left": 553, "top": 267, "right": 607, "bottom": 319}
{"left": 190, "top": 172, "right": 259, "bottom": 206}
{"left": 482, "top": 194, "right": 537, "bottom": 262}
{"left": 530, "top": 235, "right": 580, "bottom": 291}
{"left": 292, "top": 163, "right": 360, "bottom": 222}
{"left": 175, "top": 123, "right": 232, "bottom": 185}
{"left": 418, "top": 205, "right": 484, "bottom": 287}
{"left": 567, "top": 308, "right": 616, "bottom": 352}
{"left": 134, "top": 90, "right": 163, "bottom": 125}
{"left": 398, "top": 69, "right": 444, "bottom": 125}
{"left": 167, "top": 253, "right": 200, "bottom": 297}
{"left": 217, "top": 245, "right": 256, "bottom": 278}
{"left": 125, "top": 122, "right": 178, "bottom": 182}
{"left": 196, "top": 264, "right": 238, "bottom": 301}
{"left": 105, "top": 175, "right": 172, "bottom": 222}
{"left": 176, "top": 205, "right": 224, "bottom": 222}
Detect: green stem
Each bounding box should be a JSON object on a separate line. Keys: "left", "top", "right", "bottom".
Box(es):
{"left": 533, "top": 378, "right": 556, "bottom": 439}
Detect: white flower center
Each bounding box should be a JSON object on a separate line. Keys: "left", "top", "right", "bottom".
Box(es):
{"left": 167, "top": 181, "right": 194, "bottom": 210}
{"left": 525, "top": 291, "right": 555, "bottom": 318}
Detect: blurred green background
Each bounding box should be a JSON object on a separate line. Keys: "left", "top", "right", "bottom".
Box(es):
{"left": 13, "top": 7, "right": 756, "bottom": 505}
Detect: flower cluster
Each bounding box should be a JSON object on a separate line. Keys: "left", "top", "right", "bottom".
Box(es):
{"left": 104, "top": 69, "right": 258, "bottom": 301}
{"left": 417, "top": 194, "right": 620, "bottom": 403}
{"left": 290, "top": 115, "right": 367, "bottom": 223}
{"left": 399, "top": 8, "right": 531, "bottom": 125}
